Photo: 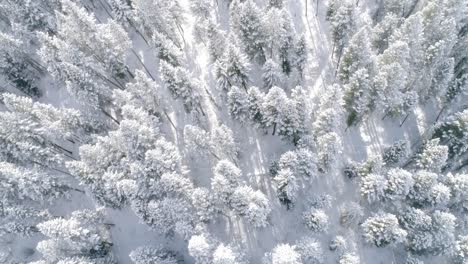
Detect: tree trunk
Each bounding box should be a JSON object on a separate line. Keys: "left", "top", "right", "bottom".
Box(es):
{"left": 163, "top": 110, "right": 177, "bottom": 131}
{"left": 316, "top": 0, "right": 319, "bottom": 16}
{"left": 272, "top": 123, "right": 277, "bottom": 135}
{"left": 131, "top": 49, "right": 156, "bottom": 81}
{"left": 399, "top": 113, "right": 410, "bottom": 127}
{"left": 435, "top": 105, "right": 446, "bottom": 123}
{"left": 102, "top": 109, "right": 120, "bottom": 125}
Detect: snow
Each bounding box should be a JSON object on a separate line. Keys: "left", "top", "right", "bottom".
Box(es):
{"left": 2, "top": 0, "right": 466, "bottom": 263}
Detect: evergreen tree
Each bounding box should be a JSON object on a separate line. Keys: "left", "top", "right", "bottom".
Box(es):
{"left": 211, "top": 160, "right": 242, "bottom": 205}
{"left": 192, "top": 187, "right": 218, "bottom": 222}
{"left": 207, "top": 20, "right": 227, "bottom": 62}
{"left": 213, "top": 244, "right": 246, "bottom": 264}
{"left": 445, "top": 173, "right": 468, "bottom": 210}
{"left": 230, "top": 185, "right": 271, "bottom": 227}
{"left": 227, "top": 86, "right": 249, "bottom": 123}
{"left": 262, "top": 86, "right": 288, "bottom": 135}
{"left": 296, "top": 237, "right": 323, "bottom": 264}
{"left": 234, "top": 0, "right": 266, "bottom": 62}
{"left": 362, "top": 212, "right": 407, "bottom": 247}
{"left": 374, "top": 40, "right": 416, "bottom": 117}
{"left": 36, "top": 208, "right": 114, "bottom": 263}
{"left": 188, "top": 234, "right": 215, "bottom": 264}
{"left": 131, "top": 0, "right": 184, "bottom": 46}
{"left": 0, "top": 32, "right": 42, "bottom": 97}
{"left": 384, "top": 168, "right": 414, "bottom": 201}
{"left": 129, "top": 246, "right": 178, "bottom": 264}
{"left": 152, "top": 31, "right": 183, "bottom": 66}
{"left": 274, "top": 168, "right": 299, "bottom": 207}
{"left": 326, "top": 0, "right": 357, "bottom": 59}
{"left": 292, "top": 34, "right": 308, "bottom": 80}
{"left": 416, "top": 139, "right": 448, "bottom": 172}
{"left": 382, "top": 140, "right": 409, "bottom": 165}
{"left": 216, "top": 34, "right": 251, "bottom": 91}
{"left": 113, "top": 70, "right": 162, "bottom": 115}
{"left": 160, "top": 61, "right": 201, "bottom": 112}
{"left": 262, "top": 59, "right": 283, "bottom": 89}
{"left": 278, "top": 148, "right": 318, "bottom": 180}
{"left": 433, "top": 109, "right": 468, "bottom": 158}
{"left": 303, "top": 208, "right": 329, "bottom": 232}
{"left": 339, "top": 253, "right": 360, "bottom": 264}
{"left": 264, "top": 244, "right": 301, "bottom": 264}
{"left": 360, "top": 173, "right": 386, "bottom": 203}
{"left": 247, "top": 86, "right": 266, "bottom": 127}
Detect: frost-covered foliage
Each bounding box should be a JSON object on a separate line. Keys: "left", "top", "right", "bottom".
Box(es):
{"left": 338, "top": 252, "right": 360, "bottom": 264}
{"left": 36, "top": 208, "right": 114, "bottom": 263}
{"left": 362, "top": 212, "right": 407, "bottom": 247}
{"left": 303, "top": 209, "right": 329, "bottom": 232}
{"left": 296, "top": 237, "right": 323, "bottom": 264}
{"left": 263, "top": 243, "right": 301, "bottom": 264}
{"left": 129, "top": 246, "right": 177, "bottom": 264}
{"left": 188, "top": 234, "right": 215, "bottom": 264}
{"left": 416, "top": 139, "right": 448, "bottom": 172}
{"left": 383, "top": 140, "right": 409, "bottom": 165}
{"left": 1, "top": 0, "right": 468, "bottom": 263}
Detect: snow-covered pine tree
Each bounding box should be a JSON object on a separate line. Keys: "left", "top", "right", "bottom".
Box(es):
{"left": 295, "top": 237, "right": 323, "bottom": 264}
{"left": 152, "top": 31, "right": 183, "bottom": 67}
{"left": 38, "top": 0, "right": 131, "bottom": 110}
{"left": 0, "top": 110, "right": 63, "bottom": 168}
{"left": 382, "top": 140, "right": 409, "bottom": 165}
{"left": 408, "top": 170, "right": 439, "bottom": 206}
{"left": 416, "top": 139, "right": 448, "bottom": 172}
{"left": 384, "top": 168, "right": 414, "bottom": 201}
{"left": 303, "top": 208, "right": 329, "bottom": 232}
{"left": 362, "top": 212, "right": 407, "bottom": 247}
{"left": 292, "top": 34, "right": 308, "bottom": 80}
{"left": 263, "top": 7, "right": 296, "bottom": 75}
{"left": 339, "top": 27, "right": 376, "bottom": 126}
{"left": 445, "top": 173, "right": 468, "bottom": 210}
{"left": 129, "top": 246, "right": 178, "bottom": 264}
{"left": 230, "top": 185, "right": 271, "bottom": 227}
{"left": 131, "top": 0, "right": 184, "bottom": 47}
{"left": 432, "top": 109, "right": 468, "bottom": 159}
{"left": 326, "top": 0, "right": 357, "bottom": 60}
{"left": 262, "top": 86, "right": 288, "bottom": 135}
{"left": 0, "top": 32, "right": 42, "bottom": 97}
{"left": 339, "top": 27, "right": 375, "bottom": 84}
{"left": 371, "top": 13, "right": 403, "bottom": 53}
{"left": 188, "top": 234, "right": 215, "bottom": 264}
{"left": 274, "top": 168, "right": 299, "bottom": 207}
{"left": 35, "top": 208, "right": 114, "bottom": 263}
{"left": 160, "top": 60, "right": 201, "bottom": 112}
{"left": 360, "top": 173, "right": 386, "bottom": 203}
{"left": 374, "top": 40, "right": 416, "bottom": 117}
{"left": 234, "top": 0, "right": 267, "bottom": 62}
{"left": 113, "top": 69, "right": 161, "bottom": 115}
{"left": 213, "top": 244, "right": 246, "bottom": 264}
{"left": 227, "top": 86, "right": 249, "bottom": 123}
{"left": 262, "top": 59, "right": 283, "bottom": 89}
{"left": 216, "top": 34, "right": 250, "bottom": 91}
{"left": 210, "top": 125, "right": 238, "bottom": 161}
{"left": 211, "top": 160, "right": 242, "bottom": 205}
{"left": 264, "top": 243, "right": 302, "bottom": 264}
{"left": 339, "top": 253, "right": 360, "bottom": 264}
{"left": 2, "top": 93, "right": 101, "bottom": 142}
{"left": 192, "top": 187, "right": 218, "bottom": 222}
{"left": 207, "top": 20, "right": 227, "bottom": 62}
{"left": 247, "top": 86, "right": 266, "bottom": 127}
{"left": 278, "top": 148, "right": 318, "bottom": 180}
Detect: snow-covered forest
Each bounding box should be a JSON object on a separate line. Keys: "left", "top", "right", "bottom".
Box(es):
{"left": 0, "top": 0, "right": 467, "bottom": 263}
